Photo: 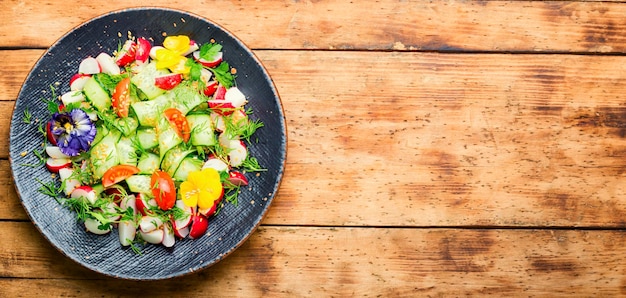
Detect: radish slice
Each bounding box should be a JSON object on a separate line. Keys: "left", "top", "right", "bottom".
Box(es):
{"left": 162, "top": 223, "right": 175, "bottom": 248}
{"left": 85, "top": 217, "right": 111, "bottom": 235}
{"left": 78, "top": 56, "right": 101, "bottom": 74}
{"left": 69, "top": 74, "right": 91, "bottom": 91}
{"left": 70, "top": 185, "right": 97, "bottom": 205}
{"left": 96, "top": 52, "right": 120, "bottom": 75}
{"left": 202, "top": 158, "right": 229, "bottom": 172}
{"left": 118, "top": 220, "right": 136, "bottom": 246}
{"left": 45, "top": 158, "right": 71, "bottom": 173}
{"left": 46, "top": 146, "right": 70, "bottom": 159}
{"left": 59, "top": 167, "right": 80, "bottom": 195}
{"left": 227, "top": 140, "right": 248, "bottom": 167}
{"left": 139, "top": 215, "right": 163, "bottom": 233}
{"left": 60, "top": 91, "right": 86, "bottom": 106}
{"left": 140, "top": 229, "right": 164, "bottom": 244}
{"left": 224, "top": 87, "right": 247, "bottom": 108}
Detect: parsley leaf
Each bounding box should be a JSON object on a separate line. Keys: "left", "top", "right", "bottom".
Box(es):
{"left": 199, "top": 43, "right": 223, "bottom": 61}
{"left": 208, "top": 62, "right": 235, "bottom": 89}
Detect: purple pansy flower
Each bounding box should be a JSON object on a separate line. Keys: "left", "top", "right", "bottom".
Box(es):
{"left": 49, "top": 109, "right": 97, "bottom": 156}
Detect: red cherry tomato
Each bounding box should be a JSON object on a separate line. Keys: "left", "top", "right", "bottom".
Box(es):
{"left": 112, "top": 77, "right": 131, "bottom": 118}
{"left": 151, "top": 170, "right": 176, "bottom": 210}
{"left": 102, "top": 165, "right": 140, "bottom": 188}
{"left": 163, "top": 108, "right": 190, "bottom": 142}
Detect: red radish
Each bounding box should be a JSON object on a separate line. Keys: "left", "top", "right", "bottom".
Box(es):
{"left": 118, "top": 220, "right": 136, "bottom": 246}
{"left": 60, "top": 91, "right": 85, "bottom": 106}
{"left": 139, "top": 215, "right": 163, "bottom": 233}
{"left": 135, "top": 193, "right": 155, "bottom": 215}
{"left": 162, "top": 223, "right": 175, "bottom": 248}
{"left": 100, "top": 201, "right": 121, "bottom": 222}
{"left": 175, "top": 226, "right": 190, "bottom": 238}
{"left": 227, "top": 140, "right": 248, "bottom": 167}
{"left": 46, "top": 122, "right": 58, "bottom": 146}
{"left": 193, "top": 50, "right": 223, "bottom": 68}
{"left": 203, "top": 81, "right": 218, "bottom": 97}
{"left": 149, "top": 45, "right": 164, "bottom": 60}
{"left": 140, "top": 229, "right": 164, "bottom": 244}
{"left": 78, "top": 56, "right": 101, "bottom": 74}
{"left": 69, "top": 73, "right": 91, "bottom": 91}
{"left": 228, "top": 171, "right": 249, "bottom": 186}
{"left": 224, "top": 87, "right": 247, "bottom": 108}
{"left": 154, "top": 73, "right": 183, "bottom": 90}
{"left": 59, "top": 168, "right": 80, "bottom": 195}
{"left": 70, "top": 185, "right": 97, "bottom": 205}
{"left": 208, "top": 100, "right": 236, "bottom": 116}
{"left": 96, "top": 52, "right": 120, "bottom": 75}
{"left": 120, "top": 194, "right": 136, "bottom": 214}
{"left": 115, "top": 40, "right": 137, "bottom": 66}
{"left": 182, "top": 39, "right": 199, "bottom": 56}
{"left": 45, "top": 157, "right": 71, "bottom": 173}
{"left": 45, "top": 146, "right": 69, "bottom": 159}
{"left": 198, "top": 188, "right": 224, "bottom": 217}
{"left": 172, "top": 200, "right": 193, "bottom": 230}
{"left": 213, "top": 85, "right": 227, "bottom": 100}
{"left": 135, "top": 37, "right": 152, "bottom": 63}
{"left": 202, "top": 158, "right": 229, "bottom": 172}
{"left": 188, "top": 213, "right": 209, "bottom": 239}
{"left": 85, "top": 217, "right": 112, "bottom": 235}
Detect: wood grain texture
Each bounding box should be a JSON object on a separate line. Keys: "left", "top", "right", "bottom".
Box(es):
{"left": 0, "top": 223, "right": 625, "bottom": 296}
{"left": 5, "top": 50, "right": 626, "bottom": 227}
{"left": 2, "top": 1, "right": 626, "bottom": 52}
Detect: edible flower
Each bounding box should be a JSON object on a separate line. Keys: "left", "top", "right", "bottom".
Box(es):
{"left": 48, "top": 109, "right": 97, "bottom": 156}
{"left": 180, "top": 168, "right": 223, "bottom": 210}
{"left": 163, "top": 35, "right": 191, "bottom": 55}
{"left": 154, "top": 35, "right": 191, "bottom": 74}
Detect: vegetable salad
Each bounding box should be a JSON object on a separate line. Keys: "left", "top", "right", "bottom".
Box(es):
{"left": 36, "top": 34, "right": 265, "bottom": 251}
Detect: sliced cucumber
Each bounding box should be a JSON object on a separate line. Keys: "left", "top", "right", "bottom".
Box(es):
{"left": 173, "top": 156, "right": 203, "bottom": 182}
{"left": 125, "top": 175, "right": 152, "bottom": 194}
{"left": 91, "top": 124, "right": 110, "bottom": 148}
{"left": 131, "top": 93, "right": 171, "bottom": 127}
{"left": 170, "top": 85, "right": 206, "bottom": 115}
{"left": 137, "top": 152, "right": 159, "bottom": 174}
{"left": 83, "top": 76, "right": 111, "bottom": 112}
{"left": 116, "top": 136, "right": 138, "bottom": 166}
{"left": 161, "top": 145, "right": 194, "bottom": 178}
{"left": 157, "top": 116, "right": 183, "bottom": 162}
{"left": 114, "top": 116, "right": 139, "bottom": 137}
{"left": 135, "top": 128, "right": 158, "bottom": 150}
{"left": 130, "top": 62, "right": 170, "bottom": 99}
{"left": 186, "top": 113, "right": 215, "bottom": 147}
{"left": 89, "top": 129, "right": 122, "bottom": 179}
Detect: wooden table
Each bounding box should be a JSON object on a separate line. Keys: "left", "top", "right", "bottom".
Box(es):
{"left": 3, "top": 0, "right": 626, "bottom": 296}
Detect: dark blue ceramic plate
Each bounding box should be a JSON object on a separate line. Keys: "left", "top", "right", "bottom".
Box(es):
{"left": 9, "top": 8, "right": 286, "bottom": 280}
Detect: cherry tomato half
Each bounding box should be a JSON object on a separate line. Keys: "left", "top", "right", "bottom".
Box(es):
{"left": 112, "top": 77, "right": 131, "bottom": 118}
{"left": 163, "top": 108, "right": 190, "bottom": 143}
{"left": 102, "top": 164, "right": 140, "bottom": 188}
{"left": 151, "top": 170, "right": 176, "bottom": 210}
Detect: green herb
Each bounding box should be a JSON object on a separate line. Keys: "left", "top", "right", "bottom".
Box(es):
{"left": 241, "top": 156, "right": 266, "bottom": 172}
{"left": 36, "top": 178, "right": 62, "bottom": 202}
{"left": 22, "top": 108, "right": 32, "bottom": 124}
{"left": 208, "top": 62, "right": 235, "bottom": 89}
{"left": 199, "top": 42, "right": 223, "bottom": 61}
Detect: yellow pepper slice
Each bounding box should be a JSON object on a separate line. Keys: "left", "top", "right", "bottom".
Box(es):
{"left": 180, "top": 168, "right": 223, "bottom": 210}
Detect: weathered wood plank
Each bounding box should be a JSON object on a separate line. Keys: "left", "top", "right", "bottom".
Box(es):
{"left": 1, "top": 1, "right": 626, "bottom": 53}
{"left": 5, "top": 50, "right": 626, "bottom": 227}
{"left": 0, "top": 223, "right": 625, "bottom": 296}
